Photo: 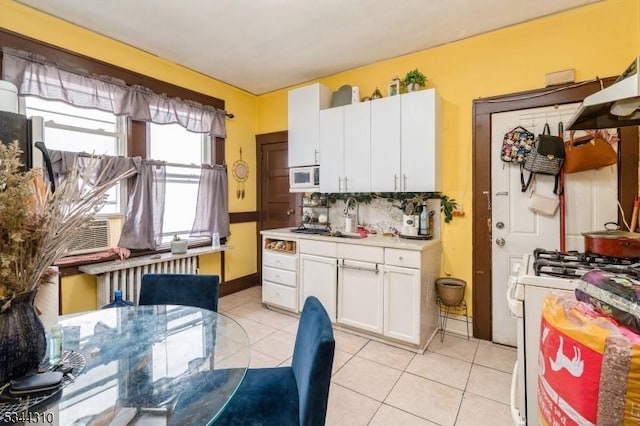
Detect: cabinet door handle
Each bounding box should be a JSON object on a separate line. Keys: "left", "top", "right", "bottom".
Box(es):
{"left": 394, "top": 174, "right": 398, "bottom": 191}
{"left": 338, "top": 177, "right": 342, "bottom": 191}
{"left": 403, "top": 174, "right": 407, "bottom": 191}
{"left": 344, "top": 176, "right": 348, "bottom": 191}
{"left": 314, "top": 149, "right": 318, "bottom": 164}
{"left": 338, "top": 263, "right": 379, "bottom": 273}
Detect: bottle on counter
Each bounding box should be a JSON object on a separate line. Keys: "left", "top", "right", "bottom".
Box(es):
{"left": 419, "top": 205, "right": 428, "bottom": 236}
{"left": 48, "top": 324, "right": 62, "bottom": 367}
{"left": 101, "top": 289, "right": 134, "bottom": 309}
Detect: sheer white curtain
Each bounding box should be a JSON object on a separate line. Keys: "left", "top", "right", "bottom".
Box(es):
{"left": 2, "top": 48, "right": 227, "bottom": 137}
{"left": 190, "top": 165, "right": 230, "bottom": 239}
{"left": 5, "top": 47, "right": 231, "bottom": 251}
{"left": 118, "top": 159, "right": 167, "bottom": 250}
{"left": 48, "top": 151, "right": 166, "bottom": 250}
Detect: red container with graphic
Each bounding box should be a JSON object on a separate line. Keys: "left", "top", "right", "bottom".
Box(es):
{"left": 538, "top": 293, "right": 640, "bottom": 426}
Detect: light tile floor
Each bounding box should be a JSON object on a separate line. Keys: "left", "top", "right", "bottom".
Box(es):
{"left": 219, "top": 287, "right": 516, "bottom": 426}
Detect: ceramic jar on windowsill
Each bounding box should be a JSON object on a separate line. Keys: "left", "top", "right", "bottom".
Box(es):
{"left": 171, "top": 235, "right": 188, "bottom": 254}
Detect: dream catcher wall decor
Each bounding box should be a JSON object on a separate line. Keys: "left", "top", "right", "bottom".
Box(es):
{"left": 232, "top": 147, "right": 249, "bottom": 199}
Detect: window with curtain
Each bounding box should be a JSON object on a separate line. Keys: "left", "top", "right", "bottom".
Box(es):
{"left": 3, "top": 46, "right": 229, "bottom": 253}
{"left": 25, "top": 96, "right": 126, "bottom": 215}
{"left": 149, "top": 122, "right": 210, "bottom": 243}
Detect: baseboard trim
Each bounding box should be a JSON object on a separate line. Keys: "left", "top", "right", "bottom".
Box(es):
{"left": 220, "top": 273, "right": 260, "bottom": 297}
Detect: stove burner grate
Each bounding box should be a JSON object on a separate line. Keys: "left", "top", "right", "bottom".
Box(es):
{"left": 532, "top": 248, "right": 640, "bottom": 279}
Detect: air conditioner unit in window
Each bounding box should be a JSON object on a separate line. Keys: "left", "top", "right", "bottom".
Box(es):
{"left": 66, "top": 217, "right": 121, "bottom": 256}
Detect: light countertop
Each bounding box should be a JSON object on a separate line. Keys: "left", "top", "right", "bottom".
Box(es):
{"left": 261, "top": 228, "right": 439, "bottom": 251}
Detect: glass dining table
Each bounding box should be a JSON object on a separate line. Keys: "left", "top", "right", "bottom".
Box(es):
{"left": 32, "top": 305, "right": 250, "bottom": 425}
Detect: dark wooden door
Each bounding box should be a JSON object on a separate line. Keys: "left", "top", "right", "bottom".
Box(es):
{"left": 258, "top": 134, "right": 298, "bottom": 230}
{"left": 256, "top": 131, "right": 299, "bottom": 277}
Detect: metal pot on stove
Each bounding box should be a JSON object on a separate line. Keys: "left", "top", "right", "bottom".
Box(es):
{"left": 582, "top": 222, "right": 640, "bottom": 258}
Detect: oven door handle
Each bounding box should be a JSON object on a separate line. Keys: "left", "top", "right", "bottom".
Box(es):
{"left": 510, "top": 361, "right": 526, "bottom": 426}
{"left": 506, "top": 276, "right": 522, "bottom": 318}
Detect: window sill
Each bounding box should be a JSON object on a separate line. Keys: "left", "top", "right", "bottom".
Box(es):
{"left": 55, "top": 241, "right": 227, "bottom": 276}
{"left": 78, "top": 245, "right": 230, "bottom": 275}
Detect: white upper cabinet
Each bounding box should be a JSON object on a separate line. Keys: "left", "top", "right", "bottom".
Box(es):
{"left": 319, "top": 102, "right": 371, "bottom": 193}
{"left": 288, "top": 83, "right": 332, "bottom": 167}
{"left": 400, "top": 89, "right": 442, "bottom": 192}
{"left": 301, "top": 84, "right": 441, "bottom": 193}
{"left": 319, "top": 106, "right": 344, "bottom": 193}
{"left": 343, "top": 102, "right": 371, "bottom": 192}
{"left": 371, "top": 96, "right": 401, "bottom": 192}
{"left": 370, "top": 89, "right": 442, "bottom": 192}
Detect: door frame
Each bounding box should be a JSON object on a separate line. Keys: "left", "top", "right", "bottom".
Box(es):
{"left": 255, "top": 131, "right": 300, "bottom": 281}
{"left": 471, "top": 77, "right": 639, "bottom": 340}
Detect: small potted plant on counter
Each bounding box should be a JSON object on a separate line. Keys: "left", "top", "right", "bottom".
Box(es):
{"left": 402, "top": 68, "right": 427, "bottom": 92}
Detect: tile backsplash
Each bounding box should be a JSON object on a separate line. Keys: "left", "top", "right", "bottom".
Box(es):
{"left": 328, "top": 197, "right": 441, "bottom": 239}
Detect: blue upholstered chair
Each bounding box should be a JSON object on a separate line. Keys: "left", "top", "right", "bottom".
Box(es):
{"left": 215, "top": 296, "right": 335, "bottom": 426}
{"left": 138, "top": 273, "right": 220, "bottom": 312}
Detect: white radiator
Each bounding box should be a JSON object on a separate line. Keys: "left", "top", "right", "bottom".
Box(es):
{"left": 96, "top": 256, "right": 198, "bottom": 306}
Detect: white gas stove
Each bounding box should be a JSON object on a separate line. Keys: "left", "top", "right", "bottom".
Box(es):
{"left": 508, "top": 248, "right": 640, "bottom": 425}
{"left": 508, "top": 254, "right": 583, "bottom": 426}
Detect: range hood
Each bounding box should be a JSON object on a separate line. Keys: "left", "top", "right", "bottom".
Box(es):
{"left": 566, "top": 57, "right": 640, "bottom": 130}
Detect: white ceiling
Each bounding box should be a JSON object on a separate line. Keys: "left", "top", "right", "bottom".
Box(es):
{"left": 17, "top": 0, "right": 600, "bottom": 95}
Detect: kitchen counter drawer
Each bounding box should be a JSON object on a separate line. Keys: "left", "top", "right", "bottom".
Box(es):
{"left": 263, "top": 281, "right": 297, "bottom": 311}
{"left": 385, "top": 248, "right": 420, "bottom": 268}
{"left": 263, "top": 266, "right": 296, "bottom": 287}
{"left": 263, "top": 251, "right": 298, "bottom": 271}
{"left": 338, "top": 243, "right": 383, "bottom": 263}
{"left": 300, "top": 239, "right": 337, "bottom": 257}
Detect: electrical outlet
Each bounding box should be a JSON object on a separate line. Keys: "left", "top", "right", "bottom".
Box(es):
{"left": 453, "top": 204, "right": 465, "bottom": 217}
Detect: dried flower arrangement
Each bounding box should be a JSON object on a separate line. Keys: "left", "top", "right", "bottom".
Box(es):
{"left": 0, "top": 141, "right": 134, "bottom": 303}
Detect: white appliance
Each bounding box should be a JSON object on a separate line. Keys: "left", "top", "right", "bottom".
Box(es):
{"left": 566, "top": 56, "right": 640, "bottom": 130}
{"left": 0, "top": 80, "right": 51, "bottom": 184}
{"left": 507, "top": 254, "right": 580, "bottom": 426}
{"left": 0, "top": 80, "right": 19, "bottom": 113}
{"left": 289, "top": 165, "right": 320, "bottom": 192}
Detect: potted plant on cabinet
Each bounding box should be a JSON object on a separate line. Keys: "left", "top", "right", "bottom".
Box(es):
{"left": 402, "top": 68, "right": 427, "bottom": 92}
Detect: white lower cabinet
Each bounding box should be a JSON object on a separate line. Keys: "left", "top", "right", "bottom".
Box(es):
{"left": 299, "top": 253, "right": 338, "bottom": 321}
{"left": 337, "top": 259, "right": 384, "bottom": 334}
{"left": 262, "top": 281, "right": 297, "bottom": 311}
{"left": 262, "top": 238, "right": 299, "bottom": 312}
{"left": 262, "top": 230, "right": 441, "bottom": 351}
{"left": 384, "top": 265, "right": 421, "bottom": 344}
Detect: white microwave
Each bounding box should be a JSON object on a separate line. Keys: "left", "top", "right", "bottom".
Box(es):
{"left": 289, "top": 166, "right": 320, "bottom": 192}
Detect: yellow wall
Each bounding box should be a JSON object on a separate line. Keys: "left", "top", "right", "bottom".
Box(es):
{"left": 225, "top": 222, "right": 258, "bottom": 280}
{"left": 0, "top": 0, "right": 259, "bottom": 312}
{"left": 61, "top": 274, "right": 97, "bottom": 313}
{"left": 3, "top": 0, "right": 639, "bottom": 314}
{"left": 257, "top": 0, "right": 640, "bottom": 308}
